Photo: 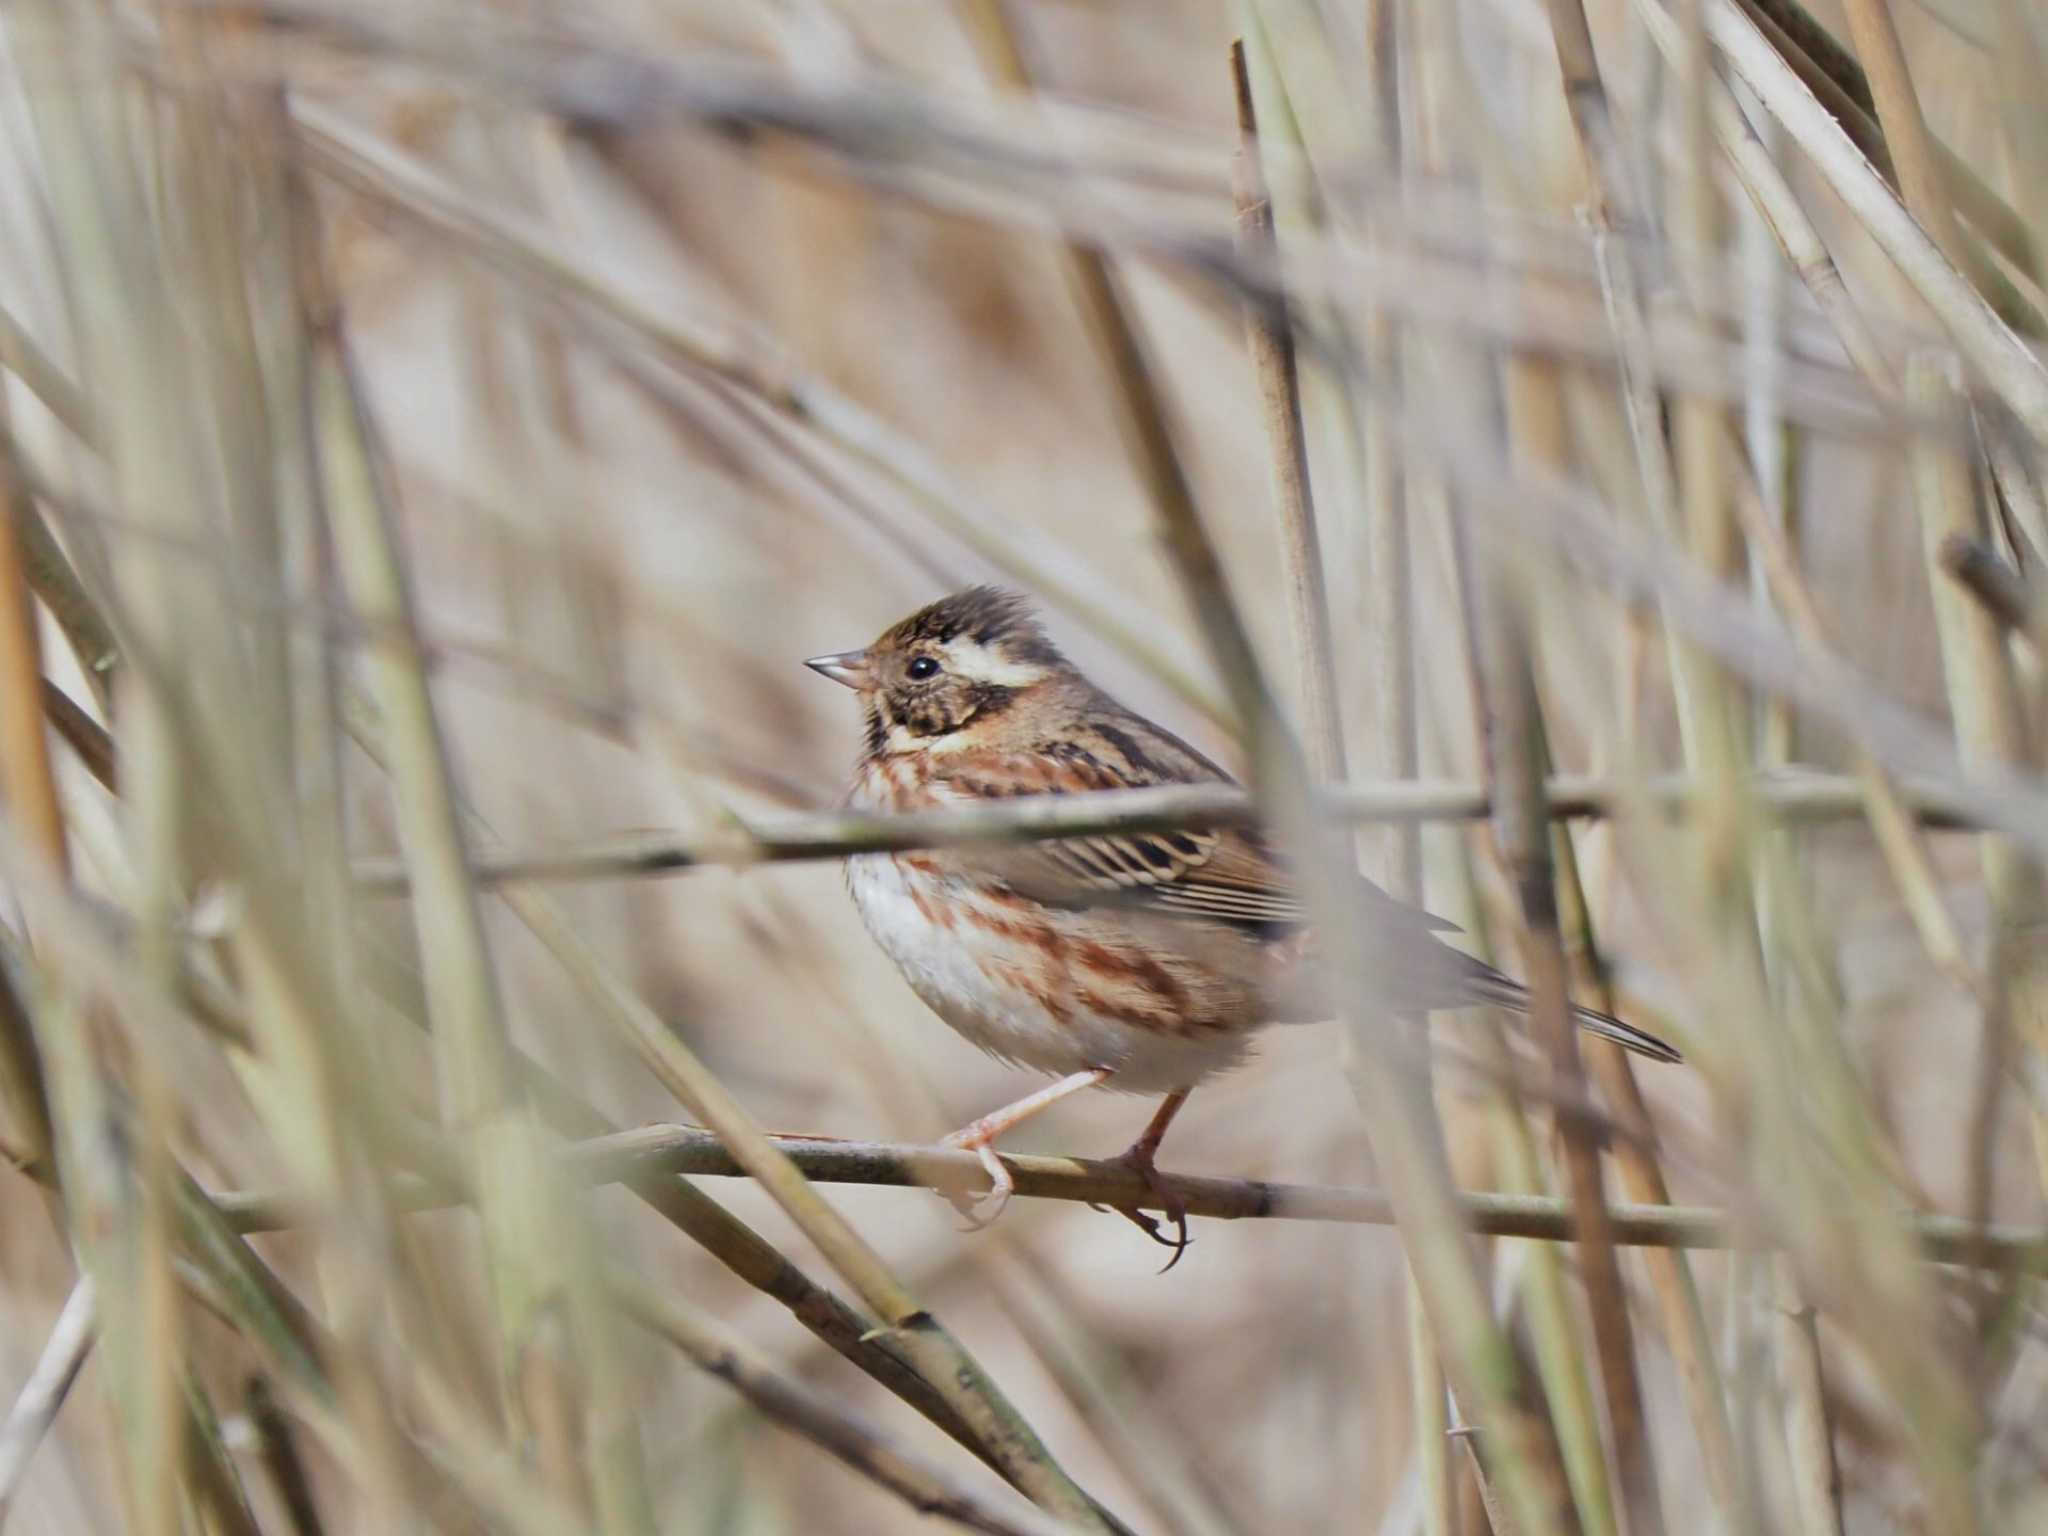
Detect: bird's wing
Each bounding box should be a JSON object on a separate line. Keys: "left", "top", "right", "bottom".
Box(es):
{"left": 933, "top": 740, "right": 1453, "bottom": 941}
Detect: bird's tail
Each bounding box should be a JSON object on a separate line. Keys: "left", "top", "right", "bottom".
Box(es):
{"left": 1463, "top": 966, "right": 1682, "bottom": 1064}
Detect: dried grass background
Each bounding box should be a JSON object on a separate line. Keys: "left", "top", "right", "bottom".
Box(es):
{"left": 0, "top": 1, "right": 2044, "bottom": 1533}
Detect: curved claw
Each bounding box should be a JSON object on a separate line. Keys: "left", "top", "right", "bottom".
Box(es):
{"left": 936, "top": 1070, "right": 1116, "bottom": 1233}
{"left": 941, "top": 1137, "right": 1015, "bottom": 1230}
{"left": 1097, "top": 1151, "right": 1192, "bottom": 1272}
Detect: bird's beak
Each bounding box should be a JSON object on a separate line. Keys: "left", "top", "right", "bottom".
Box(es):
{"left": 803, "top": 649, "right": 873, "bottom": 690}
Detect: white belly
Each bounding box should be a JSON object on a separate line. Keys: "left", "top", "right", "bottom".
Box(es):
{"left": 846, "top": 852, "right": 1251, "bottom": 1094}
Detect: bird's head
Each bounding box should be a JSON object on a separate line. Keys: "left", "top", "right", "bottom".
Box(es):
{"left": 805, "top": 586, "right": 1067, "bottom": 757}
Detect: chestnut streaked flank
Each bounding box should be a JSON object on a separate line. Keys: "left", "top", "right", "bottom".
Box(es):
{"left": 807, "top": 586, "right": 1680, "bottom": 1260}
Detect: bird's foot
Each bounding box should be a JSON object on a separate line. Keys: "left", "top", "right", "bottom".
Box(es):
{"left": 1093, "top": 1145, "right": 1191, "bottom": 1271}
{"left": 938, "top": 1127, "right": 1014, "bottom": 1230}
{"left": 935, "top": 1070, "right": 1115, "bottom": 1232}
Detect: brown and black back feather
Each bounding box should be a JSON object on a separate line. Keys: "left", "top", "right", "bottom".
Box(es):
{"left": 938, "top": 682, "right": 1681, "bottom": 1064}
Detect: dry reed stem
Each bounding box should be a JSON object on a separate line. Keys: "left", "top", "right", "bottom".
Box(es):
{"left": 613, "top": 1276, "right": 1088, "bottom": 1536}
{"left": 1721, "top": 419, "right": 1980, "bottom": 993}
{"left": 1637, "top": 0, "right": 1979, "bottom": 1009}
{"left": 345, "top": 770, "right": 2003, "bottom": 888}
{"left": 238, "top": 0, "right": 2034, "bottom": 335}
{"left": 1344, "top": 1, "right": 1453, "bottom": 1519}
{"left": 1831, "top": 0, "right": 2047, "bottom": 336}
{"left": 0, "top": 413, "right": 71, "bottom": 1221}
{"left": 1538, "top": 0, "right": 1711, "bottom": 790}
{"left": 1229, "top": 40, "right": 1343, "bottom": 781}
{"left": 515, "top": 872, "right": 1122, "bottom": 1532}
{"left": 986, "top": 1253, "right": 1245, "bottom": 1536}
{"left": 487, "top": 900, "right": 1134, "bottom": 1532}
{"left": 259, "top": 18, "right": 1932, "bottom": 438}
{"left": 1908, "top": 352, "right": 2048, "bottom": 1196}
{"left": 0, "top": 303, "right": 95, "bottom": 447}
{"left": 11, "top": 13, "right": 225, "bottom": 1526}
{"left": 1457, "top": 360, "right": 1619, "bottom": 1536}
{"left": 1485, "top": 403, "right": 1988, "bottom": 1534}
{"left": 177, "top": 1370, "right": 263, "bottom": 1536}
{"left": 1232, "top": 31, "right": 1466, "bottom": 1522}
{"left": 1771, "top": 1258, "right": 1848, "bottom": 1536}
{"left": 5, "top": 500, "right": 116, "bottom": 717}
{"left": 0, "top": 183, "right": 587, "bottom": 1523}
{"left": 1728, "top": 2, "right": 2046, "bottom": 339}
{"left": 509, "top": 1008, "right": 1024, "bottom": 1492}
{"left": 1482, "top": 600, "right": 1663, "bottom": 1536}
{"left": 1704, "top": 0, "right": 2048, "bottom": 441}
{"left": 242, "top": 1378, "right": 326, "bottom": 1536}
{"left": 291, "top": 103, "right": 1231, "bottom": 730}
{"left": 1238, "top": 27, "right": 1450, "bottom": 1524}
{"left": 313, "top": 301, "right": 656, "bottom": 1526}
{"left": 318, "top": 334, "right": 541, "bottom": 1357}
{"left": 1684, "top": 58, "right": 1898, "bottom": 401}
{"left": 203, "top": 1125, "right": 2048, "bottom": 1265}
{"left": 1740, "top": 440, "right": 1854, "bottom": 1536}
{"left": 1550, "top": 787, "right": 1744, "bottom": 1522}
{"left": 1740, "top": 0, "right": 2039, "bottom": 279}
{"left": 372, "top": 790, "right": 1135, "bottom": 1524}
{"left": 307, "top": 697, "right": 1133, "bottom": 1526}
{"left": 950, "top": 3, "right": 1265, "bottom": 725}
{"left": 40, "top": 682, "right": 115, "bottom": 793}
{"left": 973, "top": 12, "right": 1570, "bottom": 1527}
{"left": 0, "top": 1277, "right": 96, "bottom": 1522}
{"left": 1838, "top": 0, "right": 1966, "bottom": 267}
{"left": 33, "top": 1028, "right": 1113, "bottom": 1535}
{"left": 0, "top": 831, "right": 359, "bottom": 1412}
{"left": 0, "top": 444, "right": 67, "bottom": 1184}
{"left": 8, "top": 1, "right": 2047, "bottom": 1526}
{"left": 1940, "top": 536, "right": 2038, "bottom": 631}
{"left": 1501, "top": 345, "right": 1722, "bottom": 1528}
{"left": 1386, "top": 388, "right": 2048, "bottom": 870}
{"left": 1511, "top": 21, "right": 1962, "bottom": 1525}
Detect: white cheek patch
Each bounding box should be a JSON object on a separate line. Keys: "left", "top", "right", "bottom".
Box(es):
{"left": 939, "top": 638, "right": 1051, "bottom": 688}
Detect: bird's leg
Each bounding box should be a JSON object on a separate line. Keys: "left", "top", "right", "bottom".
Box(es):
{"left": 1095, "top": 1090, "right": 1194, "bottom": 1269}
{"left": 940, "top": 1068, "right": 1113, "bottom": 1228}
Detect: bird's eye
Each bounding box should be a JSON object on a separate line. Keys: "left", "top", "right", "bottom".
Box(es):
{"left": 907, "top": 656, "right": 940, "bottom": 681}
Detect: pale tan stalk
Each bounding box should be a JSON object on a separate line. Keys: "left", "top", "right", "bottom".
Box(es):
{"left": 1908, "top": 352, "right": 2048, "bottom": 1194}
{"left": 1838, "top": 0, "right": 1964, "bottom": 264}
{"left": 951, "top": 9, "right": 1579, "bottom": 1525}
{"left": 1229, "top": 40, "right": 1343, "bottom": 781}
{"left": 513, "top": 884, "right": 1118, "bottom": 1532}
{"left": 1348, "top": 2, "right": 1455, "bottom": 1519}
{"left": 0, "top": 1277, "right": 95, "bottom": 1520}
{"left": 1482, "top": 594, "right": 1662, "bottom": 1536}
{"left": 290, "top": 103, "right": 1229, "bottom": 730}
{"left": 1704, "top": 0, "right": 2048, "bottom": 442}
{"left": 1626, "top": 0, "right": 1897, "bottom": 403}
{"left": 314, "top": 323, "right": 656, "bottom": 1530}
{"left": 0, "top": 409, "right": 67, "bottom": 1186}
{"left": 292, "top": 683, "right": 1047, "bottom": 1511}
{"left": 0, "top": 475, "right": 77, "bottom": 878}
{"left": 206, "top": 1123, "right": 2048, "bottom": 1263}
{"left": 613, "top": 1275, "right": 1099, "bottom": 1536}
{"left": 1739, "top": 0, "right": 2039, "bottom": 281}
{"left": 1773, "top": 1259, "right": 1847, "bottom": 1536}
{"left": 346, "top": 769, "right": 2005, "bottom": 887}
{"left": 1502, "top": 345, "right": 1732, "bottom": 1527}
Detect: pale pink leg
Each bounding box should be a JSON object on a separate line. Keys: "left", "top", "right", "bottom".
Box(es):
{"left": 942, "top": 1068, "right": 1113, "bottom": 1227}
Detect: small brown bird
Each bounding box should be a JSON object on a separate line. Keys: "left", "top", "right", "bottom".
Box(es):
{"left": 807, "top": 587, "right": 1678, "bottom": 1258}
